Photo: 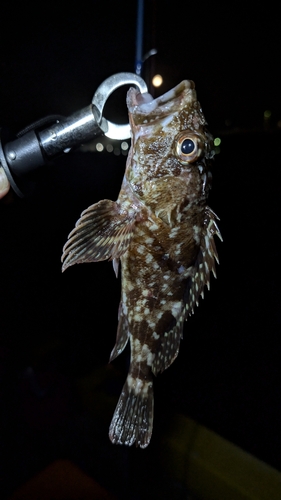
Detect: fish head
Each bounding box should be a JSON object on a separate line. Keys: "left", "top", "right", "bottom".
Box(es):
{"left": 125, "top": 80, "right": 214, "bottom": 205}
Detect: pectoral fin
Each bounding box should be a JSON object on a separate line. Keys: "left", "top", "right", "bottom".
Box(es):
{"left": 62, "top": 199, "right": 136, "bottom": 271}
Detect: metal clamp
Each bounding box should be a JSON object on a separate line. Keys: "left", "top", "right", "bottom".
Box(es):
{"left": 0, "top": 73, "right": 148, "bottom": 197}
{"left": 92, "top": 72, "right": 148, "bottom": 140}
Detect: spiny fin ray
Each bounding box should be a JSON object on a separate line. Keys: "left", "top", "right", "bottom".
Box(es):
{"left": 152, "top": 206, "right": 221, "bottom": 375}
{"left": 110, "top": 308, "right": 129, "bottom": 362}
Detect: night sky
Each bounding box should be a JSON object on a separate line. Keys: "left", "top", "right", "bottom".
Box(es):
{"left": 1, "top": 2, "right": 281, "bottom": 499}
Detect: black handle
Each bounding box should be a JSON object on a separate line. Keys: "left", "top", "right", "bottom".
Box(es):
{"left": 0, "top": 105, "right": 106, "bottom": 197}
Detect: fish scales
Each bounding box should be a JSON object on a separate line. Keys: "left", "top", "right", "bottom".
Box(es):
{"left": 61, "top": 80, "right": 222, "bottom": 448}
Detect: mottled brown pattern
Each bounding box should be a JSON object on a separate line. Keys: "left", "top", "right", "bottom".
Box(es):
{"left": 61, "top": 80, "right": 222, "bottom": 448}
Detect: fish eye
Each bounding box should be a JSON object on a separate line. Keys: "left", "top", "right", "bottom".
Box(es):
{"left": 181, "top": 138, "right": 195, "bottom": 155}
{"left": 175, "top": 133, "right": 202, "bottom": 164}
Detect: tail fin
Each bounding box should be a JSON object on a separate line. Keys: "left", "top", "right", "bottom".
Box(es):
{"left": 109, "top": 374, "right": 154, "bottom": 448}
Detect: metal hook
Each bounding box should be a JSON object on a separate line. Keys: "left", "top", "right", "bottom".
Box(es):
{"left": 92, "top": 72, "right": 148, "bottom": 140}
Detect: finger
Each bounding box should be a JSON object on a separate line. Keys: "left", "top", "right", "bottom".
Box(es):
{"left": 0, "top": 167, "right": 10, "bottom": 198}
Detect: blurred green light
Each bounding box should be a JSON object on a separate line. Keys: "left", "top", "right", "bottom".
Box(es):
{"left": 264, "top": 110, "right": 271, "bottom": 118}
{"left": 96, "top": 142, "right": 104, "bottom": 152}
{"left": 121, "top": 141, "right": 129, "bottom": 151}
{"left": 214, "top": 137, "right": 221, "bottom": 146}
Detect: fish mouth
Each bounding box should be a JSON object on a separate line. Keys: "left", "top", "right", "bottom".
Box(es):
{"left": 127, "top": 80, "right": 196, "bottom": 118}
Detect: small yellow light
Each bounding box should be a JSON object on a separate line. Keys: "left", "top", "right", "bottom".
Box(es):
{"left": 152, "top": 74, "right": 163, "bottom": 87}
{"left": 214, "top": 137, "right": 221, "bottom": 146}
{"left": 264, "top": 110, "right": 271, "bottom": 119}
{"left": 96, "top": 142, "right": 104, "bottom": 152}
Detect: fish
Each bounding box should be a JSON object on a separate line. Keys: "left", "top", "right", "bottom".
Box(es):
{"left": 61, "top": 79, "right": 222, "bottom": 448}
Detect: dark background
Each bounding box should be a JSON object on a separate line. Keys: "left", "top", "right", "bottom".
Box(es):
{"left": 0, "top": 1, "right": 280, "bottom": 499}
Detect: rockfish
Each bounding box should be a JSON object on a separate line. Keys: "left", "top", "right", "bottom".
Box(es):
{"left": 61, "top": 80, "right": 222, "bottom": 448}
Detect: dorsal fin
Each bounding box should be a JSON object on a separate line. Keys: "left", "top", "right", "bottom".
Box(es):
{"left": 152, "top": 206, "right": 222, "bottom": 376}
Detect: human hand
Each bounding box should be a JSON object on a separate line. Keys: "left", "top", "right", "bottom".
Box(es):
{"left": 0, "top": 167, "right": 10, "bottom": 198}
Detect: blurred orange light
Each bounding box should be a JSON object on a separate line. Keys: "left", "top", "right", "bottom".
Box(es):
{"left": 152, "top": 74, "right": 163, "bottom": 87}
